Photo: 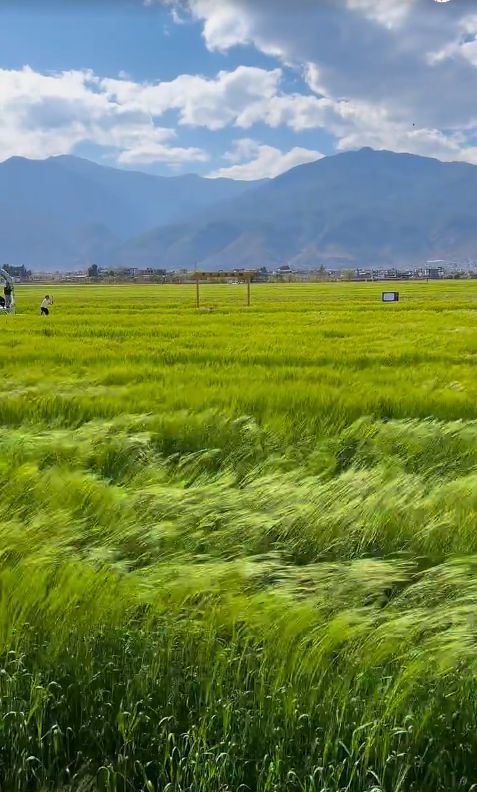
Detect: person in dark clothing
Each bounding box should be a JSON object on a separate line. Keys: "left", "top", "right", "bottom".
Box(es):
{"left": 4, "top": 282, "right": 12, "bottom": 309}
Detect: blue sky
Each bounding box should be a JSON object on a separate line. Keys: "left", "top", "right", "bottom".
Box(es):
{"left": 0, "top": 0, "right": 476, "bottom": 179}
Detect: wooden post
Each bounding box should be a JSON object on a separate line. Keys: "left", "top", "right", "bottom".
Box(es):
{"left": 246, "top": 277, "right": 251, "bottom": 307}
{"left": 196, "top": 275, "right": 200, "bottom": 308}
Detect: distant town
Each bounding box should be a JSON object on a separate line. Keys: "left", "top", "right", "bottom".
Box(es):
{"left": 3, "top": 260, "right": 477, "bottom": 284}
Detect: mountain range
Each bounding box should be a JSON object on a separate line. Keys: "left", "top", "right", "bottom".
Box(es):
{"left": 0, "top": 155, "right": 259, "bottom": 271}
{"left": 3, "top": 148, "right": 477, "bottom": 271}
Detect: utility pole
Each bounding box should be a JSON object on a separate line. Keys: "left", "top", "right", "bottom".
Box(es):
{"left": 194, "top": 262, "right": 200, "bottom": 309}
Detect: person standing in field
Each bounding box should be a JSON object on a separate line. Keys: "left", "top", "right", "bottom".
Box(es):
{"left": 4, "top": 281, "right": 12, "bottom": 309}
{"left": 40, "top": 295, "right": 53, "bottom": 316}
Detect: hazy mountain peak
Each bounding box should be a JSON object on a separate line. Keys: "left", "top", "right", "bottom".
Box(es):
{"left": 116, "top": 148, "right": 477, "bottom": 271}
{"left": 0, "top": 155, "right": 260, "bottom": 270}
{"left": 2, "top": 148, "right": 477, "bottom": 271}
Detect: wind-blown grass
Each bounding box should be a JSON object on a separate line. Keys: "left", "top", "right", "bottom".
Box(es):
{"left": 1, "top": 282, "right": 477, "bottom": 790}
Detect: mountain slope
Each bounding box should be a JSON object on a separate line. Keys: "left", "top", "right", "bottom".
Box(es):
{"left": 117, "top": 148, "right": 477, "bottom": 270}
{"left": 0, "top": 155, "right": 259, "bottom": 270}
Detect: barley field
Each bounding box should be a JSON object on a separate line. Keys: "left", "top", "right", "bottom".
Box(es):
{"left": 2, "top": 281, "right": 477, "bottom": 791}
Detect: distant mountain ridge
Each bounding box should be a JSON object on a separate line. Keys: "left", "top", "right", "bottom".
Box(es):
{"left": 116, "top": 148, "right": 477, "bottom": 271}
{"left": 3, "top": 148, "right": 477, "bottom": 271}
{"left": 0, "top": 155, "right": 260, "bottom": 270}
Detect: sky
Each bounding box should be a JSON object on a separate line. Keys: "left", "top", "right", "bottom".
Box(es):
{"left": 1, "top": 0, "right": 477, "bottom": 180}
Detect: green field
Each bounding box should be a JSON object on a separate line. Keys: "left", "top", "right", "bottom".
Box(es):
{"left": 2, "top": 281, "right": 477, "bottom": 791}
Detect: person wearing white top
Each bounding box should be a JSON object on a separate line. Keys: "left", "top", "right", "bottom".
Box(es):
{"left": 40, "top": 296, "right": 53, "bottom": 316}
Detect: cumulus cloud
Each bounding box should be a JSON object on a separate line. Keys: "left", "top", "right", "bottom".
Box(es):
{"left": 99, "top": 66, "right": 283, "bottom": 130}
{"left": 0, "top": 62, "right": 295, "bottom": 165}
{"left": 5, "top": 1, "right": 477, "bottom": 174}
{"left": 167, "top": 0, "right": 477, "bottom": 162}
{"left": 0, "top": 65, "right": 209, "bottom": 165}
{"left": 209, "top": 138, "right": 323, "bottom": 179}
{"left": 1, "top": 61, "right": 401, "bottom": 169}
{"left": 116, "top": 138, "right": 208, "bottom": 166}
{"left": 0, "top": 62, "right": 328, "bottom": 167}
{"left": 428, "top": 14, "right": 477, "bottom": 68}
{"left": 346, "top": 0, "right": 417, "bottom": 29}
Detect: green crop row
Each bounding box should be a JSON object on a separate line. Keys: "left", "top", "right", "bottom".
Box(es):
{"left": 1, "top": 282, "right": 477, "bottom": 790}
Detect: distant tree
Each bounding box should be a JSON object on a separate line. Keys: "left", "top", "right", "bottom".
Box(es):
{"left": 318, "top": 265, "right": 327, "bottom": 282}
{"left": 342, "top": 269, "right": 354, "bottom": 281}
{"left": 88, "top": 264, "right": 99, "bottom": 279}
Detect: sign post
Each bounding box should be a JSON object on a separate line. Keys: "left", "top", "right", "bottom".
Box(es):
{"left": 246, "top": 277, "right": 251, "bottom": 307}
{"left": 382, "top": 291, "right": 399, "bottom": 303}
{"left": 196, "top": 274, "right": 200, "bottom": 309}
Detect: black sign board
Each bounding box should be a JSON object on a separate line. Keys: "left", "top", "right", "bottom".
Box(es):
{"left": 382, "top": 291, "right": 399, "bottom": 303}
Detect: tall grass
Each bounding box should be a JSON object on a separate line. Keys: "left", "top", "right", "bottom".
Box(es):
{"left": 1, "top": 283, "right": 477, "bottom": 789}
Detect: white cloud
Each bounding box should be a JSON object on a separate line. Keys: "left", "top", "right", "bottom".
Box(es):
{"left": 170, "top": 0, "right": 477, "bottom": 163}
{"left": 346, "top": 0, "right": 416, "bottom": 29}
{"left": 0, "top": 66, "right": 210, "bottom": 166}
{"left": 0, "top": 62, "right": 334, "bottom": 167}
{"left": 194, "top": 0, "right": 254, "bottom": 52}
{"left": 117, "top": 140, "right": 208, "bottom": 165}
{"left": 100, "top": 66, "right": 282, "bottom": 130}
{"left": 0, "top": 62, "right": 314, "bottom": 168}
{"left": 4, "top": 6, "right": 477, "bottom": 176}
{"left": 209, "top": 138, "right": 323, "bottom": 179}
{"left": 428, "top": 14, "right": 477, "bottom": 67}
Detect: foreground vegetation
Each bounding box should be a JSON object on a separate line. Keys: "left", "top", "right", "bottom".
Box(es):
{"left": 1, "top": 282, "right": 477, "bottom": 791}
